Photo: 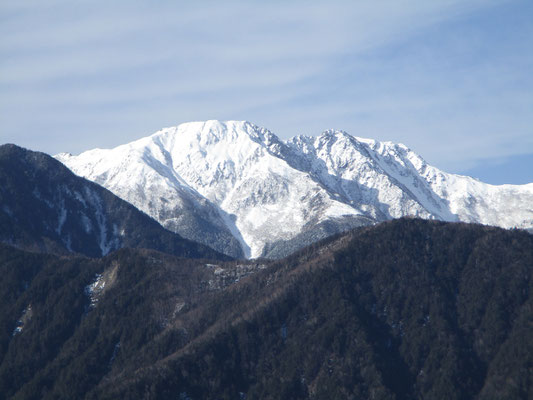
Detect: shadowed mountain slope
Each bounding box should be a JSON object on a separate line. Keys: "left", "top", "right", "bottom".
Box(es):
{"left": 0, "top": 144, "right": 229, "bottom": 261}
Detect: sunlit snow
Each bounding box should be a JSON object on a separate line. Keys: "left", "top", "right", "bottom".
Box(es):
{"left": 56, "top": 120, "right": 533, "bottom": 258}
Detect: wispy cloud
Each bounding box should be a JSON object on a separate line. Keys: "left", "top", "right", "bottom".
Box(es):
{"left": 1, "top": 0, "right": 531, "bottom": 183}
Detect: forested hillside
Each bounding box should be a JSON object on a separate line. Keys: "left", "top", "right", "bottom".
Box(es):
{"left": 1, "top": 219, "right": 532, "bottom": 399}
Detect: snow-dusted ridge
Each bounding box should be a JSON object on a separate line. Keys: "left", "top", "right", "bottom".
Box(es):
{"left": 56, "top": 120, "right": 533, "bottom": 258}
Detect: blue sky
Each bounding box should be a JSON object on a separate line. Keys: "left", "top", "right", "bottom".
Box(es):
{"left": 1, "top": 0, "right": 532, "bottom": 184}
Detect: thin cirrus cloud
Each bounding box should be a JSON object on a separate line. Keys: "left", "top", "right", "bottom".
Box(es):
{"left": 1, "top": 0, "right": 532, "bottom": 184}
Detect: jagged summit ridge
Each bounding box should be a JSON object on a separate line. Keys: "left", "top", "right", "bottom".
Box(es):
{"left": 56, "top": 120, "right": 533, "bottom": 258}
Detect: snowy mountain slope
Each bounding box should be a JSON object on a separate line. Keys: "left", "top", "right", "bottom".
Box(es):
{"left": 56, "top": 120, "right": 533, "bottom": 258}
{"left": 55, "top": 139, "right": 244, "bottom": 258}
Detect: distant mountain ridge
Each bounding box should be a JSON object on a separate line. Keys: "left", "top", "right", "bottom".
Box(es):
{"left": 0, "top": 144, "right": 229, "bottom": 261}
{"left": 56, "top": 120, "right": 533, "bottom": 258}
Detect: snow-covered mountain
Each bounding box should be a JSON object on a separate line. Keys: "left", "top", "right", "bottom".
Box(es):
{"left": 56, "top": 120, "right": 533, "bottom": 258}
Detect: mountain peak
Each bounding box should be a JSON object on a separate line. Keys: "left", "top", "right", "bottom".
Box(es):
{"left": 149, "top": 120, "right": 278, "bottom": 151}
{"left": 320, "top": 128, "right": 350, "bottom": 137}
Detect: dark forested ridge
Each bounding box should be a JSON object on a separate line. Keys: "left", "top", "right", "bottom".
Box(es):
{"left": 0, "top": 144, "right": 230, "bottom": 261}
{"left": 0, "top": 243, "right": 248, "bottom": 399}
{"left": 1, "top": 219, "right": 532, "bottom": 399}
